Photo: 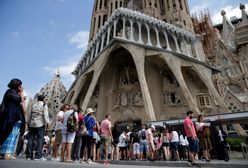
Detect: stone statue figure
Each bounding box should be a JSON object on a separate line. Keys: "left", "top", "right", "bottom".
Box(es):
{"left": 120, "top": 92, "right": 128, "bottom": 106}
{"left": 132, "top": 92, "right": 143, "bottom": 105}
{"left": 123, "top": 64, "right": 131, "bottom": 84}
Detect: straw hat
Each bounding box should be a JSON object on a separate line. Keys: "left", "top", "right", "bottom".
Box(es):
{"left": 85, "top": 108, "right": 94, "bottom": 116}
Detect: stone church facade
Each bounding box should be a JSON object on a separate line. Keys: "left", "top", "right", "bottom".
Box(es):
{"left": 64, "top": 0, "right": 231, "bottom": 124}
{"left": 193, "top": 4, "right": 248, "bottom": 113}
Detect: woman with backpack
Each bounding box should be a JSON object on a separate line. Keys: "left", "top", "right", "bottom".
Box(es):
{"left": 52, "top": 104, "right": 70, "bottom": 161}
{"left": 61, "top": 104, "right": 78, "bottom": 162}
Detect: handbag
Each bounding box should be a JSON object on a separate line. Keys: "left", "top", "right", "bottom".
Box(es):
{"left": 79, "top": 116, "right": 92, "bottom": 136}
{"left": 79, "top": 125, "right": 88, "bottom": 136}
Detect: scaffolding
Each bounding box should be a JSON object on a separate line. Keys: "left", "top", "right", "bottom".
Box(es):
{"left": 192, "top": 9, "right": 216, "bottom": 56}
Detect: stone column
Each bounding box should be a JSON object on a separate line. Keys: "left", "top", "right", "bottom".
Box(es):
{"left": 162, "top": 53, "right": 201, "bottom": 114}
{"left": 80, "top": 71, "right": 101, "bottom": 111}
{"left": 163, "top": 31, "right": 171, "bottom": 51}
{"left": 192, "top": 42, "right": 201, "bottom": 61}
{"left": 80, "top": 47, "right": 112, "bottom": 112}
{"left": 122, "top": 17, "right": 126, "bottom": 39}
{"left": 146, "top": 24, "right": 152, "bottom": 46}
{"left": 181, "top": 39, "right": 188, "bottom": 55}
{"left": 101, "top": 33, "right": 106, "bottom": 51}
{"left": 127, "top": 45, "right": 156, "bottom": 121}
{"left": 185, "top": 40, "right": 192, "bottom": 57}
{"left": 155, "top": 27, "right": 161, "bottom": 48}
{"left": 114, "top": 19, "right": 117, "bottom": 37}
{"left": 81, "top": 61, "right": 85, "bottom": 71}
{"left": 86, "top": 55, "right": 90, "bottom": 65}
{"left": 138, "top": 21, "right": 143, "bottom": 44}
{"left": 69, "top": 75, "right": 87, "bottom": 104}
{"left": 172, "top": 34, "right": 181, "bottom": 53}
{"left": 130, "top": 19, "right": 134, "bottom": 41}
{"left": 107, "top": 26, "right": 111, "bottom": 44}
{"left": 91, "top": 47, "right": 95, "bottom": 60}
{"left": 95, "top": 41, "right": 100, "bottom": 57}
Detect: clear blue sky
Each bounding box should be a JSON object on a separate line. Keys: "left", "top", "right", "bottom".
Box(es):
{"left": 0, "top": 0, "right": 247, "bottom": 100}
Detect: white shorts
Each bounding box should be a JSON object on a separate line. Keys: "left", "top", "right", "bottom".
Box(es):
{"left": 133, "top": 142, "right": 140, "bottom": 155}
{"left": 62, "top": 132, "right": 76, "bottom": 143}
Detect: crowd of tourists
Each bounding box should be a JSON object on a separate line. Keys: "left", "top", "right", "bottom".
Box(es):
{"left": 0, "top": 78, "right": 231, "bottom": 166}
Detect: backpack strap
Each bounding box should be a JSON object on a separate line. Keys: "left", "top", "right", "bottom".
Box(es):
{"left": 85, "top": 116, "right": 92, "bottom": 125}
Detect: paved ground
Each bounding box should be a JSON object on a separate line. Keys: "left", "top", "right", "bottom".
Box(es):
{"left": 0, "top": 158, "right": 248, "bottom": 168}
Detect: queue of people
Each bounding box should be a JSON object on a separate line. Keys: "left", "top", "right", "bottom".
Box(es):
{"left": 0, "top": 78, "right": 230, "bottom": 165}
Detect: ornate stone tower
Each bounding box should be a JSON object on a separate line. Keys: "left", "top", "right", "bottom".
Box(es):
{"left": 34, "top": 71, "right": 67, "bottom": 127}
{"left": 89, "top": 0, "right": 193, "bottom": 42}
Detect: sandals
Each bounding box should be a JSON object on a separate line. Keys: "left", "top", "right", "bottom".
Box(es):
{"left": 4, "top": 154, "right": 16, "bottom": 160}
{"left": 64, "top": 159, "right": 74, "bottom": 163}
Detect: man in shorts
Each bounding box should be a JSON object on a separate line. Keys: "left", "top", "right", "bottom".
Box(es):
{"left": 184, "top": 110, "right": 199, "bottom": 166}
{"left": 100, "top": 114, "right": 113, "bottom": 164}
{"left": 139, "top": 124, "right": 148, "bottom": 160}
{"left": 131, "top": 129, "right": 140, "bottom": 160}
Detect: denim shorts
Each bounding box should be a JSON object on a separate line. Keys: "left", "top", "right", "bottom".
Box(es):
{"left": 171, "top": 142, "right": 179, "bottom": 151}
{"left": 139, "top": 139, "right": 149, "bottom": 153}
{"left": 187, "top": 137, "right": 199, "bottom": 153}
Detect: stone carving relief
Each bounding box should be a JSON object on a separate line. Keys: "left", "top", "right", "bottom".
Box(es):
{"left": 162, "top": 92, "right": 187, "bottom": 107}
{"left": 114, "top": 63, "right": 143, "bottom": 109}
{"left": 115, "top": 91, "right": 143, "bottom": 107}
{"left": 162, "top": 69, "right": 179, "bottom": 86}
{"left": 237, "top": 44, "right": 248, "bottom": 61}
{"left": 161, "top": 69, "right": 187, "bottom": 107}
{"left": 119, "top": 64, "right": 139, "bottom": 87}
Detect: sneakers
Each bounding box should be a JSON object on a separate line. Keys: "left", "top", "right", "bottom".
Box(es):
{"left": 51, "top": 157, "right": 60, "bottom": 161}
{"left": 103, "top": 160, "right": 110, "bottom": 165}
{"left": 34, "top": 157, "right": 47, "bottom": 161}
{"left": 79, "top": 159, "right": 86, "bottom": 164}
{"left": 87, "top": 159, "right": 96, "bottom": 164}
{"left": 187, "top": 161, "right": 194, "bottom": 167}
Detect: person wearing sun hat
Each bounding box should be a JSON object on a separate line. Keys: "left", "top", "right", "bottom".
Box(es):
{"left": 80, "top": 108, "right": 96, "bottom": 164}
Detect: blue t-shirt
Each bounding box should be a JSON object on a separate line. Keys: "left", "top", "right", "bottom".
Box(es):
{"left": 84, "top": 115, "right": 96, "bottom": 137}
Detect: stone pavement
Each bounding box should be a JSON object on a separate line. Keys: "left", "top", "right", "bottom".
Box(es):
{"left": 113, "top": 159, "right": 248, "bottom": 168}
{"left": 0, "top": 158, "right": 248, "bottom": 168}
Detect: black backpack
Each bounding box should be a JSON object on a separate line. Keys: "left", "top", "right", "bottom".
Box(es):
{"left": 132, "top": 132, "right": 140, "bottom": 143}
{"left": 67, "top": 111, "right": 78, "bottom": 133}
{"left": 141, "top": 130, "right": 146, "bottom": 140}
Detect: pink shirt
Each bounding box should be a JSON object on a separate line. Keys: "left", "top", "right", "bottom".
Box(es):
{"left": 184, "top": 117, "right": 197, "bottom": 138}
{"left": 100, "top": 118, "right": 112, "bottom": 136}
{"left": 147, "top": 128, "right": 154, "bottom": 144}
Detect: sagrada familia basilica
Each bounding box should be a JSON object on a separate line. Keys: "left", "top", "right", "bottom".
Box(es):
{"left": 35, "top": 0, "right": 248, "bottom": 128}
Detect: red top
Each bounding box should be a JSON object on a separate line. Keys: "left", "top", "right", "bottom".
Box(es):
{"left": 184, "top": 117, "right": 197, "bottom": 138}
{"left": 78, "top": 113, "right": 84, "bottom": 122}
